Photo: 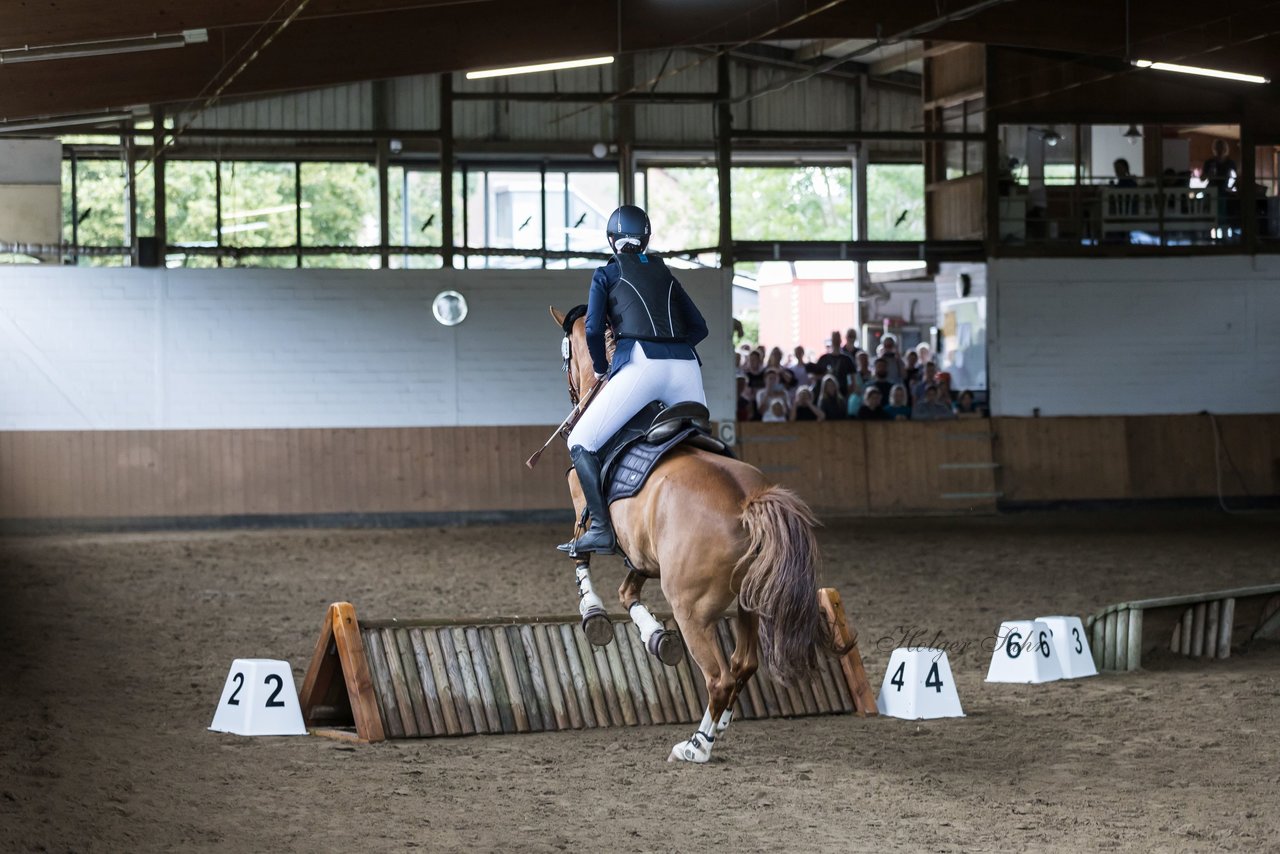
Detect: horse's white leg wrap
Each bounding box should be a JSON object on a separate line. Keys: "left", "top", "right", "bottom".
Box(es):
{"left": 627, "top": 601, "right": 663, "bottom": 645}
{"left": 717, "top": 708, "right": 733, "bottom": 732}
{"left": 668, "top": 707, "right": 716, "bottom": 764}
{"left": 575, "top": 563, "right": 604, "bottom": 617}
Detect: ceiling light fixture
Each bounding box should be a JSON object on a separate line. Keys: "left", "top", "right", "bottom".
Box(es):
{"left": 0, "top": 29, "right": 208, "bottom": 65}
{"left": 466, "top": 55, "right": 613, "bottom": 80}
{"left": 0, "top": 112, "right": 134, "bottom": 133}
{"left": 1040, "top": 127, "right": 1062, "bottom": 147}
{"left": 1123, "top": 124, "right": 1143, "bottom": 144}
{"left": 1132, "top": 59, "right": 1269, "bottom": 85}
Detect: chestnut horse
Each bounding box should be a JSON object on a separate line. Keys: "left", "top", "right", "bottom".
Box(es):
{"left": 548, "top": 305, "right": 830, "bottom": 763}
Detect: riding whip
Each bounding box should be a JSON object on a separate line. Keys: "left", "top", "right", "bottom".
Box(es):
{"left": 525, "top": 378, "right": 607, "bottom": 469}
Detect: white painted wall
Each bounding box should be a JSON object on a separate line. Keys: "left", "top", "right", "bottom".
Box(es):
{"left": 988, "top": 256, "right": 1280, "bottom": 416}
{"left": 0, "top": 267, "right": 734, "bottom": 429}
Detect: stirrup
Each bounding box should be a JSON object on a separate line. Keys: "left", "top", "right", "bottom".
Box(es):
{"left": 557, "top": 524, "right": 616, "bottom": 556}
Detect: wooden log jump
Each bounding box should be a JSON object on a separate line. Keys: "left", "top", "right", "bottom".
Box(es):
{"left": 1086, "top": 583, "right": 1280, "bottom": 671}
{"left": 299, "top": 587, "right": 878, "bottom": 743}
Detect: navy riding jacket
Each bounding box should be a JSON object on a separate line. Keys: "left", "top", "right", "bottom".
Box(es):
{"left": 584, "top": 255, "right": 709, "bottom": 377}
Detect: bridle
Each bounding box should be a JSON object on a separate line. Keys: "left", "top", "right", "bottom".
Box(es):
{"left": 561, "top": 332, "right": 582, "bottom": 408}
{"left": 561, "top": 322, "right": 614, "bottom": 433}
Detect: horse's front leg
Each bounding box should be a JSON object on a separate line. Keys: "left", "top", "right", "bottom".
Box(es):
{"left": 618, "top": 570, "right": 684, "bottom": 666}
{"left": 573, "top": 557, "right": 614, "bottom": 646}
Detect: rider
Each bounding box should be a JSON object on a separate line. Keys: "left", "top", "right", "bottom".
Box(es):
{"left": 558, "top": 204, "right": 709, "bottom": 555}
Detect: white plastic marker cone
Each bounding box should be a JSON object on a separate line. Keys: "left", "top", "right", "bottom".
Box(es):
{"left": 876, "top": 647, "right": 965, "bottom": 719}
{"left": 210, "top": 659, "right": 307, "bottom": 736}
{"left": 986, "top": 620, "right": 1063, "bottom": 683}
{"left": 1036, "top": 615, "right": 1098, "bottom": 678}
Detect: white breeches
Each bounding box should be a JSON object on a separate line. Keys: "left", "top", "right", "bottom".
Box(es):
{"left": 567, "top": 346, "right": 706, "bottom": 452}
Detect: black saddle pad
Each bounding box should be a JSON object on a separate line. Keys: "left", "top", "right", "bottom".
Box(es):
{"left": 595, "top": 402, "right": 732, "bottom": 506}
{"left": 605, "top": 426, "right": 703, "bottom": 505}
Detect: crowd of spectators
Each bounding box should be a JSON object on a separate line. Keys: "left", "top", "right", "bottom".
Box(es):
{"left": 734, "top": 328, "right": 986, "bottom": 423}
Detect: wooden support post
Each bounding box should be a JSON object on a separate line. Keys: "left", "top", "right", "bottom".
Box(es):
{"left": 817, "top": 588, "right": 878, "bottom": 717}
{"left": 299, "top": 602, "right": 386, "bottom": 743}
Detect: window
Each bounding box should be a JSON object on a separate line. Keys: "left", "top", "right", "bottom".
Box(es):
{"left": 638, "top": 166, "right": 718, "bottom": 253}
{"left": 166, "top": 160, "right": 219, "bottom": 247}
{"left": 218, "top": 161, "right": 297, "bottom": 250}
{"left": 544, "top": 170, "right": 616, "bottom": 268}
{"left": 301, "top": 162, "right": 378, "bottom": 247}
{"left": 866, "top": 165, "right": 925, "bottom": 240}
{"left": 387, "top": 166, "right": 443, "bottom": 252}
{"left": 731, "top": 166, "right": 853, "bottom": 241}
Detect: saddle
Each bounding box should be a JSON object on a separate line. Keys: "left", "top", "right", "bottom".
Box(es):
{"left": 596, "top": 401, "right": 734, "bottom": 505}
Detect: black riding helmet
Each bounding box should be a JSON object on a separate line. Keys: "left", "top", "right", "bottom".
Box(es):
{"left": 606, "top": 205, "right": 651, "bottom": 254}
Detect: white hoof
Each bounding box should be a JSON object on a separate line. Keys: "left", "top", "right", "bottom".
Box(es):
{"left": 667, "top": 733, "right": 713, "bottom": 764}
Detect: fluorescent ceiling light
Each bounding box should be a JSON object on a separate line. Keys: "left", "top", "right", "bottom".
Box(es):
{"left": 466, "top": 55, "right": 613, "bottom": 80}
{"left": 0, "top": 112, "right": 133, "bottom": 133}
{"left": 1133, "top": 59, "right": 1269, "bottom": 84}
{"left": 0, "top": 29, "right": 207, "bottom": 64}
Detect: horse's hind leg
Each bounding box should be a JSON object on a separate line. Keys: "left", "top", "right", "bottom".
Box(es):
{"left": 618, "top": 570, "right": 683, "bottom": 666}
{"left": 717, "top": 609, "right": 760, "bottom": 734}
{"left": 668, "top": 615, "right": 736, "bottom": 764}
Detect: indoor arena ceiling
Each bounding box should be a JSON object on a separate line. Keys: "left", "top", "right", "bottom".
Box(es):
{"left": 1, "top": 0, "right": 1278, "bottom": 124}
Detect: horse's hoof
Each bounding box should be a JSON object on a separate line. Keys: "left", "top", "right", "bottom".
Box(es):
{"left": 667, "top": 736, "right": 712, "bottom": 764}
{"left": 581, "top": 609, "right": 613, "bottom": 646}
{"left": 648, "top": 629, "right": 685, "bottom": 666}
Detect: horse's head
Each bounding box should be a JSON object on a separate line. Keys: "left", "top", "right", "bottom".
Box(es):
{"left": 549, "top": 305, "right": 613, "bottom": 406}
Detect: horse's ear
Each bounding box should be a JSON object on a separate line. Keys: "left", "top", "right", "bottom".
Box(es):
{"left": 549, "top": 305, "right": 566, "bottom": 327}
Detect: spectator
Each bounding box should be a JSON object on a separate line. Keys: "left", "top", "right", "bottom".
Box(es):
{"left": 735, "top": 376, "right": 756, "bottom": 422}
{"left": 790, "top": 387, "right": 824, "bottom": 421}
{"left": 904, "top": 350, "right": 921, "bottom": 389}
{"left": 935, "top": 371, "right": 956, "bottom": 408}
{"left": 956, "top": 389, "right": 984, "bottom": 419}
{"left": 870, "top": 357, "right": 894, "bottom": 401}
{"left": 915, "top": 341, "right": 933, "bottom": 367}
{"left": 755, "top": 368, "right": 789, "bottom": 417}
{"left": 884, "top": 384, "right": 911, "bottom": 420}
{"left": 816, "top": 375, "right": 846, "bottom": 421}
{"left": 911, "top": 384, "right": 956, "bottom": 421}
{"left": 1202, "top": 139, "right": 1237, "bottom": 193}
{"left": 816, "top": 331, "right": 856, "bottom": 394}
{"left": 878, "top": 335, "right": 908, "bottom": 384}
{"left": 761, "top": 396, "right": 789, "bottom": 423}
{"left": 842, "top": 328, "right": 862, "bottom": 360}
{"left": 779, "top": 368, "right": 800, "bottom": 402}
{"left": 787, "top": 346, "right": 809, "bottom": 386}
{"left": 856, "top": 386, "right": 890, "bottom": 420}
{"left": 1113, "top": 158, "right": 1137, "bottom": 188}
{"left": 766, "top": 346, "right": 784, "bottom": 371}
{"left": 744, "top": 350, "right": 765, "bottom": 389}
{"left": 912, "top": 361, "right": 939, "bottom": 401}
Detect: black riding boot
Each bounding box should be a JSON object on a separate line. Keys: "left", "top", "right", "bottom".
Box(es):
{"left": 558, "top": 445, "right": 616, "bottom": 555}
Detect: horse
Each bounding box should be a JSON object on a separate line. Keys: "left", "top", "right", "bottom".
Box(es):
{"left": 548, "top": 305, "right": 832, "bottom": 763}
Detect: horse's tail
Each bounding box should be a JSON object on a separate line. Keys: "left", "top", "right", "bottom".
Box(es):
{"left": 735, "top": 486, "right": 831, "bottom": 687}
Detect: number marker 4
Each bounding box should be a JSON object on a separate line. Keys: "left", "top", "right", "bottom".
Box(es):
{"left": 876, "top": 647, "right": 965, "bottom": 720}
{"left": 985, "top": 620, "right": 1064, "bottom": 684}
{"left": 210, "top": 659, "right": 308, "bottom": 736}
{"left": 1035, "top": 616, "right": 1098, "bottom": 679}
